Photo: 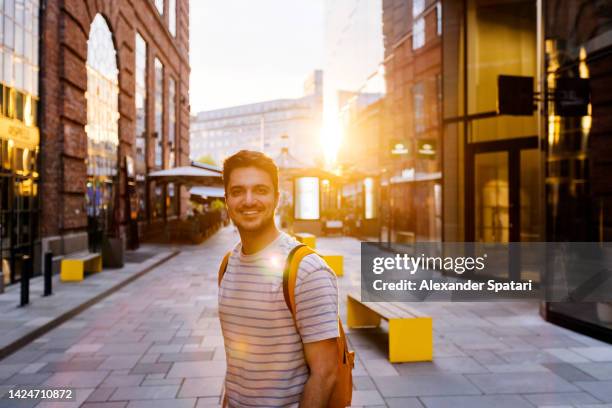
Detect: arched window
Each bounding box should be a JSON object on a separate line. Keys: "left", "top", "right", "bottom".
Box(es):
{"left": 85, "top": 14, "right": 119, "bottom": 247}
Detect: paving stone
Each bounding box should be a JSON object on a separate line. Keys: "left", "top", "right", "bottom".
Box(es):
{"left": 39, "top": 359, "right": 105, "bottom": 373}
{"left": 141, "top": 377, "right": 183, "bottom": 386}
{"left": 147, "top": 344, "right": 183, "bottom": 354}
{"left": 363, "top": 359, "right": 398, "bottom": 377}
{"left": 353, "top": 375, "right": 377, "bottom": 390}
{"left": 44, "top": 371, "right": 109, "bottom": 388}
{"left": 167, "top": 361, "right": 227, "bottom": 378}
{"left": 574, "top": 363, "right": 612, "bottom": 380}
{"left": 98, "top": 356, "right": 141, "bottom": 370}
{"left": 0, "top": 364, "right": 27, "bottom": 380}
{"left": 129, "top": 363, "right": 171, "bottom": 375}
{"left": 544, "top": 348, "right": 591, "bottom": 363}
{"left": 85, "top": 387, "right": 116, "bottom": 402}
{"left": 349, "top": 390, "right": 385, "bottom": 406}
{"left": 522, "top": 392, "right": 601, "bottom": 406}
{"left": 126, "top": 399, "right": 196, "bottom": 408}
{"left": 467, "top": 372, "right": 579, "bottom": 394}
{"left": 195, "top": 397, "right": 222, "bottom": 407}
{"left": 420, "top": 395, "right": 533, "bottom": 408}
{"left": 2, "top": 373, "right": 53, "bottom": 386}
{"left": 65, "top": 344, "right": 103, "bottom": 354}
{"left": 110, "top": 385, "right": 179, "bottom": 400}
{"left": 35, "top": 387, "right": 94, "bottom": 408}
{"left": 575, "top": 380, "right": 612, "bottom": 402}
{"left": 385, "top": 397, "right": 424, "bottom": 408}
{"left": 178, "top": 377, "right": 224, "bottom": 398}
{"left": 572, "top": 348, "right": 612, "bottom": 362}
{"left": 82, "top": 402, "right": 128, "bottom": 408}
{"left": 484, "top": 362, "right": 549, "bottom": 373}
{"left": 372, "top": 374, "right": 481, "bottom": 397}
{"left": 543, "top": 363, "right": 598, "bottom": 382}
{"left": 158, "top": 351, "right": 215, "bottom": 363}
{"left": 100, "top": 374, "right": 145, "bottom": 387}
{"left": 18, "top": 363, "right": 47, "bottom": 374}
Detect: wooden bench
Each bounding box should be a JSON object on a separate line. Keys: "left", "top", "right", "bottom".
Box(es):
{"left": 60, "top": 251, "right": 103, "bottom": 282}
{"left": 294, "top": 232, "right": 316, "bottom": 249}
{"left": 347, "top": 292, "right": 433, "bottom": 363}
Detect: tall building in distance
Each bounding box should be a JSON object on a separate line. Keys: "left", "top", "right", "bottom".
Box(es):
{"left": 190, "top": 70, "right": 323, "bottom": 167}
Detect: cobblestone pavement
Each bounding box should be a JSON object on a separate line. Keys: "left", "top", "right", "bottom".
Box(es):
{"left": 1, "top": 226, "right": 612, "bottom": 407}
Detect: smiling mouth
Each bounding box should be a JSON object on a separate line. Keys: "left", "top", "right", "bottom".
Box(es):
{"left": 241, "top": 210, "right": 262, "bottom": 216}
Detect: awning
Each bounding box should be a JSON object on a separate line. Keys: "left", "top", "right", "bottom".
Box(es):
{"left": 147, "top": 166, "right": 222, "bottom": 186}
{"left": 190, "top": 186, "right": 225, "bottom": 199}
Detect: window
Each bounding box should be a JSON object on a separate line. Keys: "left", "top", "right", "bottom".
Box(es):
{"left": 155, "top": 0, "right": 164, "bottom": 15}
{"left": 135, "top": 33, "right": 147, "bottom": 170}
{"left": 436, "top": 2, "right": 442, "bottom": 36}
{"left": 413, "top": 82, "right": 425, "bottom": 133}
{"left": 413, "top": 17, "right": 425, "bottom": 50}
{"left": 413, "top": 0, "right": 425, "bottom": 17}
{"left": 154, "top": 58, "right": 164, "bottom": 168}
{"left": 169, "top": 0, "right": 176, "bottom": 36}
{"left": 168, "top": 77, "right": 176, "bottom": 167}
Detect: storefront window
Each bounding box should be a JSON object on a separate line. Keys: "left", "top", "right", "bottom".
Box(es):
{"left": 168, "top": 77, "right": 176, "bottom": 167}
{"left": 154, "top": 57, "right": 164, "bottom": 169}
{"left": 135, "top": 33, "right": 147, "bottom": 220}
{"left": 544, "top": 0, "right": 612, "bottom": 339}
{"left": 85, "top": 14, "right": 119, "bottom": 247}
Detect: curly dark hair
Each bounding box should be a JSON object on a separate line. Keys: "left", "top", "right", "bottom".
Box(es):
{"left": 222, "top": 150, "right": 279, "bottom": 194}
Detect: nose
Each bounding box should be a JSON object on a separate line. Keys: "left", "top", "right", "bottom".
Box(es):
{"left": 244, "top": 190, "right": 256, "bottom": 206}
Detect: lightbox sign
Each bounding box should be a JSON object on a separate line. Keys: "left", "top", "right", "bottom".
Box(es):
{"left": 294, "top": 177, "right": 320, "bottom": 220}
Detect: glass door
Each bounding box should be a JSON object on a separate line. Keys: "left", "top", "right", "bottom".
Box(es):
{"left": 466, "top": 136, "right": 539, "bottom": 281}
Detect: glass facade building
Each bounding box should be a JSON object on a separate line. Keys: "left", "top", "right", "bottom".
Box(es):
{"left": 442, "top": 0, "right": 612, "bottom": 340}
{"left": 0, "top": 0, "right": 40, "bottom": 285}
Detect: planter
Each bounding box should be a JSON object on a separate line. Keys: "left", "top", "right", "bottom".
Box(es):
{"left": 102, "top": 236, "right": 125, "bottom": 268}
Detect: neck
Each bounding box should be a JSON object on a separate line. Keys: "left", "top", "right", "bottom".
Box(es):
{"left": 239, "top": 222, "right": 281, "bottom": 255}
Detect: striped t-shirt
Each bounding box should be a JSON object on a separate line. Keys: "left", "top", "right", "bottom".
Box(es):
{"left": 218, "top": 232, "right": 339, "bottom": 408}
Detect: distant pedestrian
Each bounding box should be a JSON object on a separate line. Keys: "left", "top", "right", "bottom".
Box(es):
{"left": 217, "top": 150, "right": 342, "bottom": 407}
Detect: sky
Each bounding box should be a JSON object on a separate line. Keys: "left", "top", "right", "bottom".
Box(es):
{"left": 189, "top": 0, "right": 325, "bottom": 114}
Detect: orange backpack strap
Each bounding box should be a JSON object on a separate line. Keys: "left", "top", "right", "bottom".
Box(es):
{"left": 282, "top": 244, "right": 315, "bottom": 318}
{"left": 218, "top": 251, "right": 232, "bottom": 287}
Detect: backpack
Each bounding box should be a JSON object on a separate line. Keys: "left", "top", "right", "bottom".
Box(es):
{"left": 218, "top": 244, "right": 354, "bottom": 408}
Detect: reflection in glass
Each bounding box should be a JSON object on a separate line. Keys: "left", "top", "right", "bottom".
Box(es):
{"left": 85, "top": 14, "right": 119, "bottom": 245}
{"left": 475, "top": 152, "right": 509, "bottom": 243}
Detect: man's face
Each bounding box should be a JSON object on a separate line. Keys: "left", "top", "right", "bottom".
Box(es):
{"left": 225, "top": 166, "right": 278, "bottom": 233}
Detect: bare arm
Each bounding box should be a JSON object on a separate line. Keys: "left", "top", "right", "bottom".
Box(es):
{"left": 300, "top": 338, "right": 338, "bottom": 408}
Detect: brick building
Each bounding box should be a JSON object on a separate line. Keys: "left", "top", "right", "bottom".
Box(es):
{"left": 38, "top": 0, "right": 190, "bottom": 264}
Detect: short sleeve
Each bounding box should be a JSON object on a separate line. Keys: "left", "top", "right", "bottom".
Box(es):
{"left": 294, "top": 254, "right": 339, "bottom": 343}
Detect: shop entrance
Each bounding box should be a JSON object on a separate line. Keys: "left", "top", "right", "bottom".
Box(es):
{"left": 0, "top": 145, "right": 39, "bottom": 285}
{"left": 466, "top": 136, "right": 539, "bottom": 280}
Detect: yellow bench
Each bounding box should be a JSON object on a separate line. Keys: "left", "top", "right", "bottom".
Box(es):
{"left": 319, "top": 253, "right": 343, "bottom": 277}
{"left": 347, "top": 292, "right": 432, "bottom": 363}
{"left": 294, "top": 232, "right": 316, "bottom": 249}
{"left": 60, "top": 252, "right": 103, "bottom": 282}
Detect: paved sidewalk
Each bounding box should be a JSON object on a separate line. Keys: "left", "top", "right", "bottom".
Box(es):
{"left": 0, "top": 247, "right": 178, "bottom": 360}
{"left": 0, "top": 227, "right": 610, "bottom": 407}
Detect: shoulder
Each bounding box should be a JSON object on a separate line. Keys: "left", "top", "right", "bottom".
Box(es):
{"left": 296, "top": 252, "right": 336, "bottom": 287}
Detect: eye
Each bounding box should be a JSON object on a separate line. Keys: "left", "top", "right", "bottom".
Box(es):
{"left": 255, "top": 186, "right": 269, "bottom": 194}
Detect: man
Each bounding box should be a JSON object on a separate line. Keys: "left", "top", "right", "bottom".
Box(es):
{"left": 219, "top": 150, "right": 339, "bottom": 407}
